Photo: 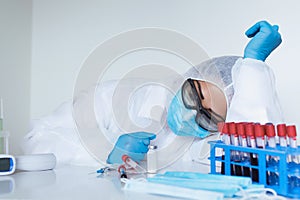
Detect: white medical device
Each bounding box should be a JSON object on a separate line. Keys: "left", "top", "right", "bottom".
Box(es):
{"left": 0, "top": 153, "right": 56, "bottom": 176}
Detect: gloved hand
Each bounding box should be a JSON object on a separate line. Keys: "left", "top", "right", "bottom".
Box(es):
{"left": 244, "top": 21, "right": 282, "bottom": 61}
{"left": 106, "top": 132, "right": 156, "bottom": 164}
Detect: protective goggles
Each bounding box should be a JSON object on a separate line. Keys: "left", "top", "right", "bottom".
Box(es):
{"left": 181, "top": 78, "right": 225, "bottom": 131}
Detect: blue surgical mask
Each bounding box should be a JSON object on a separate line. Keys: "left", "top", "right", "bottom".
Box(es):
{"left": 122, "top": 178, "right": 224, "bottom": 200}
{"left": 147, "top": 171, "right": 253, "bottom": 198}
{"left": 167, "top": 90, "right": 210, "bottom": 138}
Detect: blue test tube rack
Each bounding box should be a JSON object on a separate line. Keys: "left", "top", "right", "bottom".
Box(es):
{"left": 208, "top": 140, "right": 300, "bottom": 198}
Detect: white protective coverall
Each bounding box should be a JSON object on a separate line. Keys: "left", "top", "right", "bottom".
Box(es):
{"left": 23, "top": 56, "right": 284, "bottom": 172}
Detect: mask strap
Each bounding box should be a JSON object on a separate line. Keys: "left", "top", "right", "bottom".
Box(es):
{"left": 240, "top": 188, "right": 285, "bottom": 200}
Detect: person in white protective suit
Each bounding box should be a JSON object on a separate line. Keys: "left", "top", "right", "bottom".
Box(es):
{"left": 23, "top": 21, "right": 284, "bottom": 171}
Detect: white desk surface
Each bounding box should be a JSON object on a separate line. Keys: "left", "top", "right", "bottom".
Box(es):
{"left": 0, "top": 164, "right": 198, "bottom": 200}
{"left": 0, "top": 164, "right": 289, "bottom": 200}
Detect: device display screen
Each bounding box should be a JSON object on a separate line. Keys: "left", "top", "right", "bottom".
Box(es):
{"left": 0, "top": 158, "right": 11, "bottom": 172}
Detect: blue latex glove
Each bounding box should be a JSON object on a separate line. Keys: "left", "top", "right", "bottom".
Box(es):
{"left": 166, "top": 90, "right": 210, "bottom": 138}
{"left": 244, "top": 21, "right": 282, "bottom": 61}
{"left": 107, "top": 132, "right": 156, "bottom": 164}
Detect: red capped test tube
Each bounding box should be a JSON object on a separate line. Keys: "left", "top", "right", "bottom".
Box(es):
{"left": 277, "top": 124, "right": 288, "bottom": 147}
{"left": 218, "top": 122, "right": 229, "bottom": 175}
{"left": 265, "top": 123, "right": 276, "bottom": 148}
{"left": 245, "top": 123, "right": 259, "bottom": 182}
{"left": 228, "top": 122, "right": 242, "bottom": 176}
{"left": 265, "top": 123, "right": 279, "bottom": 186}
{"left": 219, "top": 122, "right": 230, "bottom": 145}
{"left": 245, "top": 123, "right": 256, "bottom": 149}
{"left": 287, "top": 125, "right": 299, "bottom": 163}
{"left": 237, "top": 122, "right": 251, "bottom": 177}
{"left": 254, "top": 123, "right": 265, "bottom": 149}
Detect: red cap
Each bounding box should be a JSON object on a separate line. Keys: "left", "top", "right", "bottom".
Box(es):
{"left": 245, "top": 123, "right": 254, "bottom": 137}
{"left": 265, "top": 123, "right": 276, "bottom": 137}
{"left": 218, "top": 122, "right": 225, "bottom": 133}
{"left": 287, "top": 125, "right": 297, "bottom": 137}
{"left": 254, "top": 123, "right": 265, "bottom": 137}
{"left": 122, "top": 155, "right": 129, "bottom": 162}
{"left": 277, "top": 124, "right": 287, "bottom": 137}
{"left": 228, "top": 122, "right": 237, "bottom": 136}
{"left": 236, "top": 123, "right": 246, "bottom": 137}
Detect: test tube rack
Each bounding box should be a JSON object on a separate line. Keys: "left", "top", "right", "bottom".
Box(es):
{"left": 208, "top": 140, "right": 300, "bottom": 198}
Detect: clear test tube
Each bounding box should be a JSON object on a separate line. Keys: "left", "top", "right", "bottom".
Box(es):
{"left": 287, "top": 125, "right": 298, "bottom": 163}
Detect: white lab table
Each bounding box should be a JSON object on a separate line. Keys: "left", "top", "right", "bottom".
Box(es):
{"left": 0, "top": 164, "right": 196, "bottom": 200}
{"left": 0, "top": 164, "right": 289, "bottom": 200}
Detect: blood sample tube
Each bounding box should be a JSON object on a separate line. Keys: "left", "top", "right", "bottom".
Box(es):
{"left": 287, "top": 125, "right": 298, "bottom": 163}
{"left": 218, "top": 122, "right": 229, "bottom": 175}
{"left": 277, "top": 124, "right": 288, "bottom": 148}
{"left": 265, "top": 123, "right": 278, "bottom": 186}
{"left": 286, "top": 125, "right": 300, "bottom": 190}
{"left": 245, "top": 123, "right": 258, "bottom": 182}
{"left": 122, "top": 155, "right": 146, "bottom": 173}
{"left": 237, "top": 122, "right": 251, "bottom": 177}
{"left": 265, "top": 123, "right": 276, "bottom": 148}
{"left": 229, "top": 122, "right": 242, "bottom": 176}
{"left": 254, "top": 123, "right": 265, "bottom": 149}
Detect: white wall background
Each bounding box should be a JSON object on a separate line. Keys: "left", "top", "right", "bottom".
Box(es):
{"left": 0, "top": 0, "right": 32, "bottom": 154}
{"left": 1, "top": 0, "right": 300, "bottom": 154}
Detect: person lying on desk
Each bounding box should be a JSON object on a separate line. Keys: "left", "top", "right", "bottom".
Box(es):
{"left": 23, "top": 21, "right": 284, "bottom": 171}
